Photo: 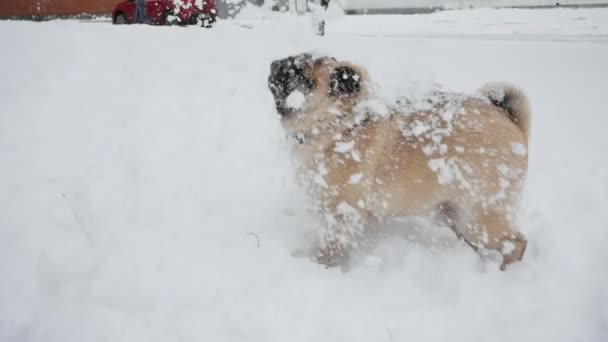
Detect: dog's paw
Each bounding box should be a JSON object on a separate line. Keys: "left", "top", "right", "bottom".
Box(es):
{"left": 313, "top": 244, "right": 351, "bottom": 270}
{"left": 314, "top": 250, "right": 339, "bottom": 268}
{"left": 499, "top": 233, "right": 528, "bottom": 271}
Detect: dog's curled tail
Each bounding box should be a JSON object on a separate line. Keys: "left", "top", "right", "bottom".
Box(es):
{"left": 480, "top": 83, "right": 531, "bottom": 140}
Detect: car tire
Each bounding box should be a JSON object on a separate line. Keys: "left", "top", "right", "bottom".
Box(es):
{"left": 201, "top": 14, "right": 216, "bottom": 28}
{"left": 114, "top": 12, "right": 127, "bottom": 25}
{"left": 187, "top": 15, "right": 198, "bottom": 25}
{"left": 162, "top": 11, "right": 175, "bottom": 25}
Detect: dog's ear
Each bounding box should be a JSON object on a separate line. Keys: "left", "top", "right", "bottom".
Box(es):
{"left": 330, "top": 66, "right": 361, "bottom": 97}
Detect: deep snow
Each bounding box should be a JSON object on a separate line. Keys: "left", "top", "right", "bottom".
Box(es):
{"left": 1, "top": 7, "right": 608, "bottom": 342}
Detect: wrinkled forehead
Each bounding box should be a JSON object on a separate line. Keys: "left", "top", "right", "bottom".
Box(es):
{"left": 313, "top": 55, "right": 338, "bottom": 67}
{"left": 290, "top": 53, "right": 315, "bottom": 68}
{"left": 285, "top": 53, "right": 339, "bottom": 72}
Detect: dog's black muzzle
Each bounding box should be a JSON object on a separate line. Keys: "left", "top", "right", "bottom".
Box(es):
{"left": 268, "top": 54, "right": 314, "bottom": 117}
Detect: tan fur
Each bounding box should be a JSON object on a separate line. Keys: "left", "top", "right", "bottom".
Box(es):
{"left": 274, "top": 55, "right": 530, "bottom": 270}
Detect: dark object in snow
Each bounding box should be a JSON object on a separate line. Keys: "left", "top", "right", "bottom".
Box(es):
{"left": 330, "top": 66, "right": 361, "bottom": 98}
{"left": 268, "top": 54, "right": 314, "bottom": 117}
{"left": 247, "top": 232, "right": 260, "bottom": 247}
{"left": 135, "top": 0, "right": 147, "bottom": 23}
{"left": 316, "top": 20, "right": 326, "bottom": 36}
{"left": 315, "top": 0, "right": 330, "bottom": 36}
{"left": 112, "top": 0, "right": 218, "bottom": 26}
{"left": 481, "top": 84, "right": 531, "bottom": 138}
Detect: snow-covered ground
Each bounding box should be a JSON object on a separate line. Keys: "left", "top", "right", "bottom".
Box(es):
{"left": 1, "top": 7, "right": 608, "bottom": 342}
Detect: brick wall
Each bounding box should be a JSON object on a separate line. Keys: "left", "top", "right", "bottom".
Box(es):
{"left": 0, "top": 0, "right": 119, "bottom": 17}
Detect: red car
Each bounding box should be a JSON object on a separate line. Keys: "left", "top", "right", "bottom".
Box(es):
{"left": 112, "top": 0, "right": 217, "bottom": 27}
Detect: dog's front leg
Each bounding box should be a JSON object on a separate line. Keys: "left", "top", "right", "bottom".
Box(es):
{"left": 314, "top": 201, "right": 367, "bottom": 268}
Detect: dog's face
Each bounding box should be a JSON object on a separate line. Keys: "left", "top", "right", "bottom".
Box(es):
{"left": 268, "top": 53, "right": 369, "bottom": 138}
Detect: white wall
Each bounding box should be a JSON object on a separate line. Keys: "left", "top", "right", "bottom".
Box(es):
{"left": 338, "top": 0, "right": 608, "bottom": 10}
{"left": 288, "top": 0, "right": 309, "bottom": 13}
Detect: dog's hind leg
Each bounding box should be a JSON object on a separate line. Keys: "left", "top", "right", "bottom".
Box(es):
{"left": 436, "top": 201, "right": 527, "bottom": 270}
{"left": 468, "top": 206, "right": 527, "bottom": 270}
{"left": 435, "top": 201, "right": 527, "bottom": 270}
{"left": 434, "top": 201, "right": 479, "bottom": 252}
{"left": 314, "top": 203, "right": 369, "bottom": 269}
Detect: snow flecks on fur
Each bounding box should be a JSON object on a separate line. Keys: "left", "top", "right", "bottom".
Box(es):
{"left": 333, "top": 140, "right": 361, "bottom": 162}
{"left": 334, "top": 141, "right": 355, "bottom": 153}
{"left": 348, "top": 173, "right": 364, "bottom": 184}
{"left": 354, "top": 98, "right": 390, "bottom": 118}
{"left": 480, "top": 231, "right": 490, "bottom": 245}
{"left": 336, "top": 201, "right": 360, "bottom": 220}
{"left": 428, "top": 158, "right": 454, "bottom": 185}
{"left": 501, "top": 240, "right": 516, "bottom": 255}
{"left": 350, "top": 149, "right": 362, "bottom": 162}
{"left": 428, "top": 157, "right": 474, "bottom": 191}
{"left": 487, "top": 163, "right": 512, "bottom": 205}
{"left": 486, "top": 163, "right": 526, "bottom": 208}
{"left": 318, "top": 201, "right": 365, "bottom": 250}
{"left": 286, "top": 90, "right": 306, "bottom": 110}
{"left": 328, "top": 107, "right": 342, "bottom": 116}
{"left": 411, "top": 120, "right": 431, "bottom": 137}
{"left": 398, "top": 93, "right": 478, "bottom": 190}
{"left": 398, "top": 92, "right": 467, "bottom": 147}
{"left": 510, "top": 142, "right": 527, "bottom": 156}
{"left": 310, "top": 156, "right": 329, "bottom": 189}
{"left": 423, "top": 143, "right": 449, "bottom": 156}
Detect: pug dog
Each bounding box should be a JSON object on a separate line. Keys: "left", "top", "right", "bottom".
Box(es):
{"left": 268, "top": 53, "right": 530, "bottom": 270}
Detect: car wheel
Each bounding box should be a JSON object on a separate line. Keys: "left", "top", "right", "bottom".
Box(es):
{"left": 201, "top": 14, "right": 216, "bottom": 28}
{"left": 114, "top": 12, "right": 127, "bottom": 25}
{"left": 187, "top": 15, "right": 198, "bottom": 25}
{"left": 162, "top": 11, "right": 176, "bottom": 25}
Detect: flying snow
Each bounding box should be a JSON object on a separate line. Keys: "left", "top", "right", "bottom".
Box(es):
{"left": 286, "top": 90, "right": 306, "bottom": 110}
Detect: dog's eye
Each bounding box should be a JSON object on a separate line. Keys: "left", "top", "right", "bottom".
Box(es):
{"left": 330, "top": 66, "right": 361, "bottom": 97}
